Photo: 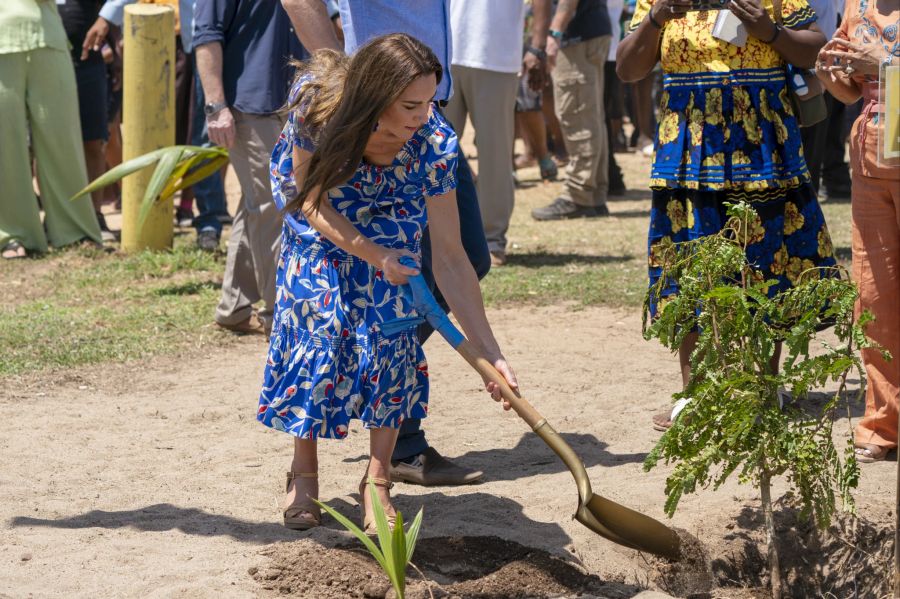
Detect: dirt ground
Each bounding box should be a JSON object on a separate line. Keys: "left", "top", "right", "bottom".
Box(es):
{"left": 0, "top": 304, "right": 893, "bottom": 598}
{"left": 1, "top": 132, "right": 890, "bottom": 598}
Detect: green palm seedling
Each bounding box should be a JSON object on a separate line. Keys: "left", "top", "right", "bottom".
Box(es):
{"left": 313, "top": 482, "right": 424, "bottom": 599}
{"left": 71, "top": 145, "right": 229, "bottom": 229}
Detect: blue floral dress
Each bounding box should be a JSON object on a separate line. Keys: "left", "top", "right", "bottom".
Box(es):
{"left": 257, "top": 76, "right": 458, "bottom": 439}
{"left": 628, "top": 0, "right": 838, "bottom": 314}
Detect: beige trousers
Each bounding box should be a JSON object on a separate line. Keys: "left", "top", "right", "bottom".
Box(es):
{"left": 215, "top": 110, "right": 283, "bottom": 326}
{"left": 553, "top": 35, "right": 611, "bottom": 208}
{"left": 443, "top": 65, "right": 518, "bottom": 253}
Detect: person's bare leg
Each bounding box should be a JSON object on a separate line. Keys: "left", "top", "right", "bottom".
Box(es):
{"left": 770, "top": 342, "right": 782, "bottom": 375}
{"left": 542, "top": 78, "right": 567, "bottom": 162}
{"left": 83, "top": 139, "right": 106, "bottom": 213}
{"left": 362, "top": 426, "right": 400, "bottom": 522}
{"left": 514, "top": 112, "right": 535, "bottom": 169}
{"left": 634, "top": 75, "right": 654, "bottom": 148}
{"left": 651, "top": 330, "right": 699, "bottom": 430}
{"left": 104, "top": 113, "right": 122, "bottom": 206}
{"left": 678, "top": 331, "right": 700, "bottom": 390}
{"left": 286, "top": 437, "right": 318, "bottom": 510}
{"left": 521, "top": 110, "right": 549, "bottom": 161}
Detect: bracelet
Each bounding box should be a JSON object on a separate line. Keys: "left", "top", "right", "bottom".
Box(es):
{"left": 526, "top": 45, "right": 547, "bottom": 61}
{"left": 648, "top": 9, "right": 663, "bottom": 29}
{"left": 549, "top": 28, "right": 564, "bottom": 40}
{"left": 764, "top": 23, "right": 782, "bottom": 44}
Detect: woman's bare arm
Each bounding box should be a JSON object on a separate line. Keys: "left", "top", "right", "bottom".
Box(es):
{"left": 292, "top": 146, "right": 418, "bottom": 283}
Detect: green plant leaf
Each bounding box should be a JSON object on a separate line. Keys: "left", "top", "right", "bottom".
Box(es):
{"left": 370, "top": 482, "right": 400, "bottom": 591}
{"left": 391, "top": 510, "right": 407, "bottom": 598}
{"left": 311, "top": 497, "right": 388, "bottom": 573}
{"left": 159, "top": 147, "right": 229, "bottom": 200}
{"left": 137, "top": 147, "right": 184, "bottom": 229}
{"left": 168, "top": 154, "right": 230, "bottom": 196}
{"left": 405, "top": 508, "right": 423, "bottom": 563}
{"left": 69, "top": 148, "right": 169, "bottom": 201}
{"left": 159, "top": 152, "right": 207, "bottom": 201}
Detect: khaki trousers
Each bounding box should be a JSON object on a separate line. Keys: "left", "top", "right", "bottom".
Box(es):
{"left": 553, "top": 35, "right": 611, "bottom": 208}
{"left": 443, "top": 65, "right": 518, "bottom": 253}
{"left": 0, "top": 47, "right": 101, "bottom": 252}
{"left": 214, "top": 110, "right": 282, "bottom": 326}
{"left": 852, "top": 172, "right": 900, "bottom": 449}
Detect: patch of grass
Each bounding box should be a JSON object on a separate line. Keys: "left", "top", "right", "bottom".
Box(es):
{"left": 482, "top": 254, "right": 645, "bottom": 307}
{"left": 0, "top": 152, "right": 853, "bottom": 378}
{"left": 0, "top": 240, "right": 227, "bottom": 377}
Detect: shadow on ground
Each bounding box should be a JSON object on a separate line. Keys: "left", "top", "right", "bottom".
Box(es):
{"left": 503, "top": 253, "right": 633, "bottom": 268}
{"left": 9, "top": 488, "right": 575, "bottom": 549}
{"left": 10, "top": 505, "right": 298, "bottom": 545}
{"left": 344, "top": 431, "right": 647, "bottom": 484}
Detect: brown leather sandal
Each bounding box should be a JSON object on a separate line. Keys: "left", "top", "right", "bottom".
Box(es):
{"left": 283, "top": 471, "right": 320, "bottom": 530}
{"left": 358, "top": 476, "right": 396, "bottom": 536}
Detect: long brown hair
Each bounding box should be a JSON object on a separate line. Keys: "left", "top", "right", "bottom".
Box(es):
{"left": 284, "top": 34, "right": 443, "bottom": 214}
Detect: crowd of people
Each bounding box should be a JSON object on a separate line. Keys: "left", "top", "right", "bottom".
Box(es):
{"left": 1, "top": 0, "right": 896, "bottom": 533}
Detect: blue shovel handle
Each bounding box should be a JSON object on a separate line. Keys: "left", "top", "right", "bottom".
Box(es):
{"left": 398, "top": 257, "right": 466, "bottom": 348}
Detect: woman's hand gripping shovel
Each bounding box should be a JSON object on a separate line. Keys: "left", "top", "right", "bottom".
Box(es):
{"left": 383, "top": 258, "right": 681, "bottom": 559}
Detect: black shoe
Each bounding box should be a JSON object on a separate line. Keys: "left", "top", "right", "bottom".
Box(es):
{"left": 390, "top": 447, "right": 483, "bottom": 486}
{"left": 531, "top": 197, "right": 608, "bottom": 221}
{"left": 216, "top": 213, "right": 234, "bottom": 225}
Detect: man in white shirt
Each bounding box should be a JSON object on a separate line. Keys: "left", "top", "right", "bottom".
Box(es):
{"left": 445, "top": 0, "right": 533, "bottom": 266}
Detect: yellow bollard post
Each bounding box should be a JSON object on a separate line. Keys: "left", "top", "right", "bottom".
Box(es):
{"left": 121, "top": 4, "right": 175, "bottom": 251}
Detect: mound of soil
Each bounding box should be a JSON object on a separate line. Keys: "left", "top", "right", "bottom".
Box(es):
{"left": 646, "top": 528, "right": 714, "bottom": 598}
{"left": 711, "top": 503, "right": 893, "bottom": 598}
{"left": 252, "top": 535, "right": 641, "bottom": 598}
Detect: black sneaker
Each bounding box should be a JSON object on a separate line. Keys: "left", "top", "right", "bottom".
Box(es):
{"left": 531, "top": 197, "right": 609, "bottom": 221}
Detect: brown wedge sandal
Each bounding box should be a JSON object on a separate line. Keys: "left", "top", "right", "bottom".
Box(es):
{"left": 358, "top": 476, "right": 396, "bottom": 536}
{"left": 283, "top": 471, "right": 321, "bottom": 530}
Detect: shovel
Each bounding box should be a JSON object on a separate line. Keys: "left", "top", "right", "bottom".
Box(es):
{"left": 386, "top": 263, "right": 682, "bottom": 559}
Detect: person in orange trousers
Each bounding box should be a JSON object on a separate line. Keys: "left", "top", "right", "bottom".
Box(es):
{"left": 816, "top": 0, "right": 899, "bottom": 463}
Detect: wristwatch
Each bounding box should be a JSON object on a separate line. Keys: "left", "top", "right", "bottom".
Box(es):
{"left": 204, "top": 101, "right": 228, "bottom": 117}
{"left": 526, "top": 45, "right": 547, "bottom": 60}
{"left": 548, "top": 28, "right": 564, "bottom": 40}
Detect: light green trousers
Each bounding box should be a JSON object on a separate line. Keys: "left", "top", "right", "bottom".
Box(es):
{"left": 0, "top": 46, "right": 101, "bottom": 252}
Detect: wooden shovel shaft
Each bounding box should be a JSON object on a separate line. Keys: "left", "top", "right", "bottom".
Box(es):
{"left": 456, "top": 340, "right": 544, "bottom": 429}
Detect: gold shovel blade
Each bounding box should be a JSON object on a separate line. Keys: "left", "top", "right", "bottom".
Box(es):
{"left": 579, "top": 494, "right": 681, "bottom": 559}
{"left": 534, "top": 420, "right": 681, "bottom": 560}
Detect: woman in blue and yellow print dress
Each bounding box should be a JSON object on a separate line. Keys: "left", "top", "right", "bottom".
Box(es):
{"left": 616, "top": 0, "right": 836, "bottom": 428}
{"left": 257, "top": 35, "right": 517, "bottom": 534}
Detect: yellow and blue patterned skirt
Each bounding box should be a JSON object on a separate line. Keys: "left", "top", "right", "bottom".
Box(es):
{"left": 645, "top": 69, "right": 838, "bottom": 315}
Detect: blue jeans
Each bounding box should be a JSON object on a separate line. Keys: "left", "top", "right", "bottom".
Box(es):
{"left": 392, "top": 150, "right": 491, "bottom": 461}
{"left": 190, "top": 60, "right": 228, "bottom": 234}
